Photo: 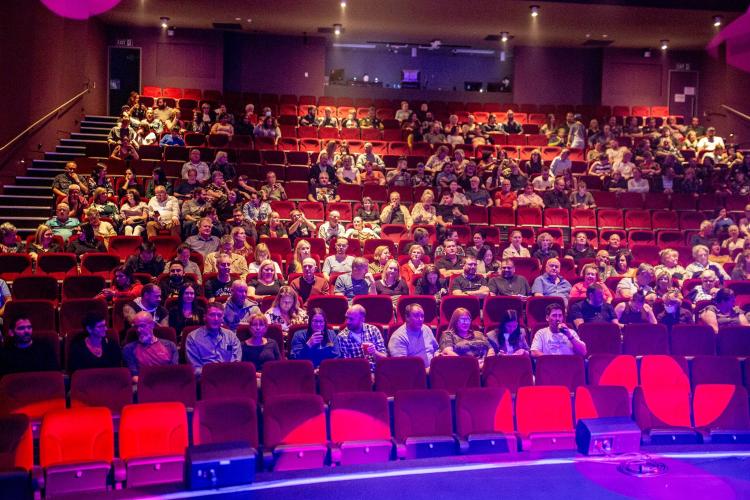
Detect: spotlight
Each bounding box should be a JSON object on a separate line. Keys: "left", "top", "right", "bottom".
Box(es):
{"left": 660, "top": 39, "right": 669, "bottom": 51}
{"left": 160, "top": 16, "right": 169, "bottom": 29}
{"left": 333, "top": 24, "right": 342, "bottom": 36}
{"left": 530, "top": 5, "right": 540, "bottom": 17}
{"left": 500, "top": 32, "right": 509, "bottom": 42}
{"left": 340, "top": 0, "right": 347, "bottom": 7}
{"left": 713, "top": 15, "right": 723, "bottom": 27}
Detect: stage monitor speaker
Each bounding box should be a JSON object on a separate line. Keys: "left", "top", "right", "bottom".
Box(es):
{"left": 186, "top": 441, "right": 256, "bottom": 490}
{"left": 576, "top": 417, "right": 641, "bottom": 456}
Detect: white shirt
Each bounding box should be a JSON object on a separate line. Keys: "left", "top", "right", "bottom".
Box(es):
{"left": 530, "top": 327, "right": 581, "bottom": 355}
{"left": 147, "top": 195, "right": 180, "bottom": 223}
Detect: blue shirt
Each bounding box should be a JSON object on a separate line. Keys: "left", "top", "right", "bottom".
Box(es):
{"left": 185, "top": 327, "right": 242, "bottom": 376}
{"left": 334, "top": 273, "right": 371, "bottom": 299}
{"left": 159, "top": 134, "right": 185, "bottom": 146}
{"left": 531, "top": 273, "right": 572, "bottom": 303}
{"left": 45, "top": 217, "right": 80, "bottom": 241}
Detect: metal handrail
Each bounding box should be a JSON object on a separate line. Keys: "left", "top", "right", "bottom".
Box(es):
{"left": 721, "top": 104, "right": 750, "bottom": 122}
{"left": 0, "top": 83, "right": 92, "bottom": 154}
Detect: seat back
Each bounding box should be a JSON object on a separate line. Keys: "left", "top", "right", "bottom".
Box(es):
{"left": 260, "top": 360, "right": 316, "bottom": 401}
{"left": 70, "top": 368, "right": 132, "bottom": 415}
{"left": 330, "top": 392, "right": 391, "bottom": 442}
{"left": 525, "top": 296, "right": 565, "bottom": 330}
{"left": 119, "top": 402, "right": 188, "bottom": 461}
{"left": 622, "top": 323, "right": 669, "bottom": 355}
{"left": 0, "top": 414, "right": 33, "bottom": 471}
{"left": 482, "top": 296, "right": 524, "bottom": 330}
{"left": 59, "top": 298, "right": 108, "bottom": 336}
{"left": 11, "top": 276, "right": 58, "bottom": 302}
{"left": 481, "top": 355, "right": 533, "bottom": 393}
{"left": 587, "top": 354, "right": 638, "bottom": 394}
{"left": 3, "top": 300, "right": 56, "bottom": 334}
{"left": 306, "top": 296, "right": 349, "bottom": 326}
{"left": 669, "top": 324, "right": 715, "bottom": 356}
{"left": 0, "top": 371, "right": 66, "bottom": 420}
{"left": 690, "top": 356, "right": 742, "bottom": 388}
{"left": 137, "top": 365, "right": 196, "bottom": 407}
{"left": 455, "top": 387, "right": 514, "bottom": 438}
{"left": 262, "top": 394, "right": 326, "bottom": 448}
{"left": 515, "top": 386, "right": 573, "bottom": 436}
{"left": 428, "top": 356, "right": 480, "bottom": 395}
{"left": 318, "top": 358, "right": 373, "bottom": 402}
{"left": 577, "top": 323, "right": 622, "bottom": 355}
{"left": 639, "top": 355, "right": 690, "bottom": 391}
{"left": 374, "top": 357, "right": 427, "bottom": 397}
{"left": 200, "top": 362, "right": 258, "bottom": 402}
{"left": 61, "top": 275, "right": 106, "bottom": 300}
{"left": 396, "top": 295, "right": 439, "bottom": 325}
{"left": 717, "top": 326, "right": 750, "bottom": 356}
{"left": 574, "top": 386, "right": 630, "bottom": 422}
{"left": 40, "top": 407, "right": 114, "bottom": 468}
{"left": 534, "top": 355, "right": 585, "bottom": 391}
{"left": 393, "top": 389, "right": 452, "bottom": 442}
{"left": 352, "top": 296, "right": 395, "bottom": 325}
{"left": 439, "top": 295, "right": 481, "bottom": 325}
{"left": 693, "top": 384, "right": 750, "bottom": 430}
{"left": 633, "top": 386, "right": 692, "bottom": 430}
{"left": 192, "top": 398, "right": 259, "bottom": 448}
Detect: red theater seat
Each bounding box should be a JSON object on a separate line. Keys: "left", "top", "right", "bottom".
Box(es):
{"left": 622, "top": 323, "right": 669, "bottom": 355}
{"left": 577, "top": 323, "right": 622, "bottom": 355}
{"left": 0, "top": 371, "right": 66, "bottom": 430}
{"left": 306, "top": 296, "right": 348, "bottom": 326}
{"left": 574, "top": 385, "right": 631, "bottom": 422}
{"left": 692, "top": 384, "right": 750, "bottom": 443}
{"left": 262, "top": 394, "right": 328, "bottom": 471}
{"left": 192, "top": 398, "right": 259, "bottom": 448}
{"left": 39, "top": 407, "right": 114, "bottom": 495}
{"left": 118, "top": 402, "right": 188, "bottom": 487}
{"left": 639, "top": 355, "right": 690, "bottom": 391}
{"left": 439, "top": 295, "right": 481, "bottom": 326}
{"left": 633, "top": 386, "right": 700, "bottom": 444}
{"left": 482, "top": 296, "right": 524, "bottom": 330}
{"left": 70, "top": 368, "right": 132, "bottom": 416}
{"left": 515, "top": 386, "right": 575, "bottom": 451}
{"left": 455, "top": 387, "right": 517, "bottom": 454}
{"left": 317, "top": 359, "right": 372, "bottom": 403}
{"left": 481, "top": 355, "right": 533, "bottom": 394}
{"left": 717, "top": 326, "right": 750, "bottom": 356}
{"left": 428, "top": 356, "right": 480, "bottom": 395}
{"left": 394, "top": 389, "right": 457, "bottom": 459}
{"left": 0, "top": 414, "right": 33, "bottom": 472}
{"left": 260, "top": 360, "right": 316, "bottom": 401}
{"left": 690, "top": 356, "right": 743, "bottom": 388}
{"left": 534, "top": 355, "right": 585, "bottom": 391}
{"left": 200, "top": 362, "right": 258, "bottom": 402}
{"left": 374, "top": 357, "right": 427, "bottom": 397}
{"left": 137, "top": 365, "right": 196, "bottom": 407}
{"left": 669, "top": 324, "right": 716, "bottom": 356}
{"left": 330, "top": 392, "right": 393, "bottom": 465}
{"left": 587, "top": 354, "right": 637, "bottom": 394}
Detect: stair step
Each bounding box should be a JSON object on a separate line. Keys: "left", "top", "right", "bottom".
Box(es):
{"left": 44, "top": 152, "right": 84, "bottom": 162}
{"left": 0, "top": 194, "right": 51, "bottom": 206}
{"left": 32, "top": 159, "right": 67, "bottom": 168}
{"left": 56, "top": 145, "right": 86, "bottom": 154}
{"left": 85, "top": 115, "right": 119, "bottom": 123}
{"left": 80, "top": 121, "right": 112, "bottom": 129}
{"left": 0, "top": 206, "right": 51, "bottom": 217}
{"left": 71, "top": 132, "right": 109, "bottom": 141}
{"left": 80, "top": 127, "right": 110, "bottom": 136}
{"left": 16, "top": 177, "right": 54, "bottom": 186}
{"left": 27, "top": 168, "right": 64, "bottom": 177}
{"left": 3, "top": 185, "right": 52, "bottom": 197}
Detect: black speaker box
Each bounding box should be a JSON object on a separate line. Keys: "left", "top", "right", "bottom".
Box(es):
{"left": 576, "top": 417, "right": 641, "bottom": 456}
{"left": 185, "top": 441, "right": 256, "bottom": 490}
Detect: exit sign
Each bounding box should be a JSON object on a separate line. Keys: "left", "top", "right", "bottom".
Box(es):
{"left": 116, "top": 39, "right": 133, "bottom": 46}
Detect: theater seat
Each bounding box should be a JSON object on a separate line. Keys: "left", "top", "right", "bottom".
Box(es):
{"left": 574, "top": 385, "right": 630, "bottom": 422}
{"left": 0, "top": 414, "right": 33, "bottom": 471}
{"left": 587, "top": 354, "right": 638, "bottom": 394}
{"left": 481, "top": 355, "right": 533, "bottom": 394}
{"left": 70, "top": 368, "right": 132, "bottom": 416}
{"left": 192, "top": 398, "right": 259, "bottom": 449}
{"left": 428, "top": 356, "right": 480, "bottom": 395}
{"left": 137, "top": 365, "right": 196, "bottom": 408}
{"left": 260, "top": 360, "right": 316, "bottom": 402}
{"left": 374, "top": 357, "right": 427, "bottom": 397}
{"left": 39, "top": 407, "right": 114, "bottom": 495}
{"left": 633, "top": 386, "right": 700, "bottom": 444}
{"left": 0, "top": 372, "right": 66, "bottom": 435}
{"left": 534, "top": 355, "right": 585, "bottom": 391}
{"left": 639, "top": 355, "right": 690, "bottom": 391}
{"left": 455, "top": 387, "right": 518, "bottom": 454}
{"left": 330, "top": 392, "right": 393, "bottom": 465}
{"left": 693, "top": 384, "right": 750, "bottom": 444}
{"left": 199, "top": 362, "right": 258, "bottom": 402}
{"left": 394, "top": 389, "right": 457, "bottom": 459}
{"left": 262, "top": 394, "right": 328, "bottom": 471}
{"left": 117, "top": 402, "right": 188, "bottom": 487}
{"left": 690, "top": 356, "right": 743, "bottom": 388}
{"left": 515, "top": 386, "right": 576, "bottom": 451}
{"left": 318, "top": 358, "right": 372, "bottom": 403}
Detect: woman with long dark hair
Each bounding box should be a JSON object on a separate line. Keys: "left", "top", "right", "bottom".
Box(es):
{"left": 289, "top": 307, "right": 340, "bottom": 368}
{"left": 487, "top": 310, "right": 530, "bottom": 356}
{"left": 167, "top": 283, "right": 205, "bottom": 337}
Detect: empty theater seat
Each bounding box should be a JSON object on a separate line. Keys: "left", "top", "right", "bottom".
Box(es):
{"left": 318, "top": 358, "right": 373, "bottom": 403}
{"left": 455, "top": 387, "right": 518, "bottom": 454}
{"left": 692, "top": 384, "right": 750, "bottom": 444}
{"left": 262, "top": 394, "right": 328, "bottom": 471}
{"left": 199, "top": 362, "right": 258, "bottom": 402}
{"left": 192, "top": 398, "right": 259, "bottom": 449}
{"left": 515, "top": 386, "right": 576, "bottom": 451}
{"left": 428, "top": 355, "right": 480, "bottom": 395}
{"left": 633, "top": 386, "right": 700, "bottom": 444}
{"left": 574, "top": 385, "right": 631, "bottom": 422}
{"left": 393, "top": 389, "right": 457, "bottom": 459}
{"left": 330, "top": 392, "right": 393, "bottom": 465}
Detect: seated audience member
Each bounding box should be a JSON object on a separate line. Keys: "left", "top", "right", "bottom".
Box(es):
{"left": 488, "top": 259, "right": 531, "bottom": 296}
{"left": 0, "top": 317, "right": 60, "bottom": 375}
{"left": 542, "top": 178, "right": 571, "bottom": 209}
{"left": 67, "top": 311, "right": 122, "bottom": 373}
{"left": 337, "top": 304, "right": 387, "bottom": 371}
{"left": 596, "top": 249, "right": 617, "bottom": 280}
{"left": 531, "top": 258, "right": 572, "bottom": 303}
{"left": 612, "top": 249, "right": 636, "bottom": 277}
{"left": 45, "top": 202, "right": 80, "bottom": 242}
{"left": 322, "top": 237, "right": 355, "bottom": 278}
{"left": 466, "top": 176, "right": 493, "bottom": 207}
{"left": 28, "top": 224, "right": 63, "bottom": 260}
{"left": 308, "top": 172, "right": 340, "bottom": 203}
{"left": 531, "top": 168, "right": 554, "bottom": 191}
{"left": 477, "top": 245, "right": 500, "bottom": 275}
{"left": 374, "top": 259, "right": 410, "bottom": 299}
{"left": 532, "top": 232, "right": 559, "bottom": 263}
{"left": 259, "top": 171, "right": 286, "bottom": 201}
{"left": 98, "top": 266, "right": 142, "bottom": 302}
{"left": 146, "top": 186, "right": 181, "bottom": 239}
{"left": 0, "top": 223, "right": 24, "bottom": 254}
{"left": 604, "top": 233, "right": 624, "bottom": 258}
{"left": 700, "top": 287, "right": 749, "bottom": 333}
{"left": 436, "top": 239, "right": 465, "bottom": 278}
{"left": 204, "top": 254, "right": 235, "bottom": 301}
{"left": 223, "top": 280, "right": 261, "bottom": 331}
{"left": 517, "top": 183, "right": 545, "bottom": 209}
{"left": 569, "top": 181, "right": 596, "bottom": 208}
{"left": 67, "top": 223, "right": 106, "bottom": 257}
{"left": 52, "top": 161, "right": 88, "bottom": 199}
{"left": 344, "top": 216, "right": 378, "bottom": 244}
{"left": 654, "top": 248, "right": 687, "bottom": 283}
{"left": 167, "top": 283, "right": 205, "bottom": 337}
{"left": 688, "top": 269, "right": 720, "bottom": 303}
{"left": 414, "top": 264, "right": 449, "bottom": 298}
{"left": 159, "top": 125, "right": 185, "bottom": 146}
{"left": 287, "top": 210, "right": 316, "bottom": 245}
{"left": 685, "top": 244, "right": 730, "bottom": 282}
{"left": 291, "top": 258, "right": 330, "bottom": 304}
{"left": 657, "top": 290, "right": 694, "bottom": 331}
{"left": 335, "top": 257, "right": 375, "bottom": 299}
{"left": 400, "top": 245, "right": 426, "bottom": 286}
{"left": 318, "top": 211, "right": 346, "bottom": 248}
{"left": 247, "top": 260, "right": 284, "bottom": 297}
{"left": 450, "top": 256, "right": 490, "bottom": 298}
{"left": 204, "top": 237, "right": 248, "bottom": 278}
{"left": 722, "top": 225, "right": 745, "bottom": 254}
{"left": 247, "top": 243, "right": 282, "bottom": 275}
{"left": 502, "top": 230, "right": 531, "bottom": 259}
{"left": 439, "top": 307, "right": 493, "bottom": 364}
{"left": 299, "top": 106, "right": 318, "bottom": 127}
{"left": 181, "top": 148, "right": 211, "bottom": 183}
{"left": 569, "top": 284, "right": 617, "bottom": 328}
{"left": 185, "top": 217, "right": 220, "bottom": 257}
{"left": 240, "top": 313, "right": 281, "bottom": 373}
{"left": 243, "top": 191, "right": 272, "bottom": 225}
{"left": 122, "top": 284, "right": 168, "bottom": 334}
{"left": 732, "top": 250, "right": 750, "bottom": 280}
{"left": 565, "top": 232, "right": 596, "bottom": 262}
{"left": 379, "top": 192, "right": 413, "bottom": 228}
{"left": 289, "top": 308, "right": 340, "bottom": 368}
{"left": 615, "top": 291, "right": 657, "bottom": 325}
{"left": 159, "top": 260, "right": 197, "bottom": 300}
{"left": 616, "top": 263, "right": 656, "bottom": 299}
{"left": 493, "top": 178, "right": 518, "bottom": 209}
{"left": 388, "top": 304, "right": 439, "bottom": 368}
{"left": 122, "top": 311, "right": 179, "bottom": 382}
{"left": 569, "top": 263, "right": 614, "bottom": 302}
{"left": 265, "top": 286, "right": 308, "bottom": 334}
{"left": 465, "top": 230, "right": 487, "bottom": 258}
{"left": 186, "top": 302, "right": 242, "bottom": 376}
{"left": 487, "top": 310, "right": 529, "bottom": 356}
{"left": 530, "top": 303, "right": 587, "bottom": 357}
{"left": 690, "top": 222, "right": 717, "bottom": 249}
{"left": 434, "top": 228, "right": 466, "bottom": 258}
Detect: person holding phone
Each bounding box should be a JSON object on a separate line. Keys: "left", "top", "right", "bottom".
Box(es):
{"left": 530, "top": 303, "right": 586, "bottom": 358}
{"left": 289, "top": 308, "right": 340, "bottom": 368}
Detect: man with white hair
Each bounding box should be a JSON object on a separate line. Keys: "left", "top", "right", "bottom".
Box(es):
{"left": 318, "top": 210, "right": 346, "bottom": 247}
{"left": 356, "top": 142, "right": 385, "bottom": 170}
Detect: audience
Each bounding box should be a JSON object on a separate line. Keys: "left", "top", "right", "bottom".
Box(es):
{"left": 387, "top": 304, "right": 438, "bottom": 367}
{"left": 289, "top": 308, "right": 340, "bottom": 367}
{"left": 530, "top": 303, "right": 587, "bottom": 357}
{"left": 337, "top": 304, "right": 387, "bottom": 371}
{"left": 122, "top": 311, "right": 179, "bottom": 382}
{"left": 186, "top": 303, "right": 242, "bottom": 376}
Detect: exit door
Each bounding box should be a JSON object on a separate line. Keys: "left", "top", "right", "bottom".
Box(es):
{"left": 108, "top": 47, "right": 141, "bottom": 116}
{"left": 668, "top": 70, "right": 699, "bottom": 119}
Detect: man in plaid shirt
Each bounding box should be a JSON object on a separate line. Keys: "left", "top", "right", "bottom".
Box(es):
{"left": 336, "top": 304, "right": 387, "bottom": 371}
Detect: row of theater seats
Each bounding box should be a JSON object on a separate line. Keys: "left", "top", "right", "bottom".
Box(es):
{"left": 1, "top": 359, "right": 748, "bottom": 495}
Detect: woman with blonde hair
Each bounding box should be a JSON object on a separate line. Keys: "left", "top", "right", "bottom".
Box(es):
{"left": 654, "top": 248, "right": 686, "bottom": 284}
{"left": 85, "top": 207, "right": 116, "bottom": 246}
{"left": 28, "top": 224, "right": 62, "bottom": 261}
{"left": 248, "top": 260, "right": 284, "bottom": 296}
{"left": 230, "top": 226, "right": 253, "bottom": 258}
{"left": 373, "top": 259, "right": 409, "bottom": 303}
{"left": 248, "top": 242, "right": 282, "bottom": 275}
{"left": 265, "top": 286, "right": 308, "bottom": 333}
{"left": 439, "top": 307, "right": 494, "bottom": 365}
{"left": 411, "top": 189, "right": 438, "bottom": 225}
{"left": 369, "top": 244, "right": 392, "bottom": 274}
{"left": 287, "top": 239, "right": 313, "bottom": 275}
{"left": 400, "top": 244, "right": 426, "bottom": 286}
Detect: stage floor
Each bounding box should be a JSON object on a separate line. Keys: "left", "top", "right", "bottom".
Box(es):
{"left": 98, "top": 448, "right": 750, "bottom": 500}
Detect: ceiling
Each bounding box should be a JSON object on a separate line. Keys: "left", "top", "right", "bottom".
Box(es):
{"left": 98, "top": 0, "right": 749, "bottom": 51}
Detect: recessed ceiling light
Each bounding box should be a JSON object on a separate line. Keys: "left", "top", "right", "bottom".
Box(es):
{"left": 160, "top": 17, "right": 169, "bottom": 29}
{"left": 334, "top": 24, "right": 342, "bottom": 36}
{"left": 713, "top": 15, "right": 723, "bottom": 27}
{"left": 340, "top": 0, "right": 347, "bottom": 7}
{"left": 235, "top": 17, "right": 241, "bottom": 21}
{"left": 602, "top": 34, "right": 608, "bottom": 38}
{"left": 660, "top": 39, "right": 669, "bottom": 50}
{"left": 530, "top": 5, "right": 540, "bottom": 17}
{"left": 585, "top": 34, "right": 591, "bottom": 38}
{"left": 500, "top": 32, "right": 509, "bottom": 43}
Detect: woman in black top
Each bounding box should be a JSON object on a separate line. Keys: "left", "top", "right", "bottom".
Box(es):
{"left": 168, "top": 283, "right": 205, "bottom": 338}
{"left": 67, "top": 311, "right": 121, "bottom": 372}
{"left": 241, "top": 313, "right": 281, "bottom": 372}
{"left": 289, "top": 308, "right": 340, "bottom": 368}
{"left": 414, "top": 264, "right": 448, "bottom": 298}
